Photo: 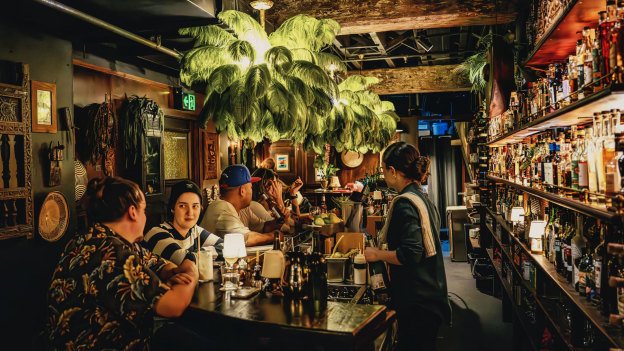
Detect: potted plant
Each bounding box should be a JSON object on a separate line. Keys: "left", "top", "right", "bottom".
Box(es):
{"left": 318, "top": 163, "right": 339, "bottom": 189}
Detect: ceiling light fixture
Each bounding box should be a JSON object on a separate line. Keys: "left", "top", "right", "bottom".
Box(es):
{"left": 250, "top": 1, "right": 274, "bottom": 29}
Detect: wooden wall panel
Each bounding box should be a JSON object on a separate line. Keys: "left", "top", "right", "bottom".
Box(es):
{"left": 337, "top": 152, "right": 380, "bottom": 187}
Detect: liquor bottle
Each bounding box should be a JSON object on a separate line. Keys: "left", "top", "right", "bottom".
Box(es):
{"left": 576, "top": 39, "right": 586, "bottom": 100}
{"left": 568, "top": 55, "right": 577, "bottom": 101}
{"left": 578, "top": 131, "right": 590, "bottom": 193}
{"left": 578, "top": 250, "right": 594, "bottom": 297}
{"left": 571, "top": 128, "right": 580, "bottom": 190}
{"left": 571, "top": 215, "right": 586, "bottom": 289}
{"left": 582, "top": 27, "right": 596, "bottom": 96}
{"left": 605, "top": 111, "right": 620, "bottom": 197}
{"left": 595, "top": 113, "right": 607, "bottom": 195}
{"left": 586, "top": 126, "right": 599, "bottom": 199}
{"left": 593, "top": 231, "right": 605, "bottom": 301}
{"left": 543, "top": 141, "right": 554, "bottom": 186}
{"left": 308, "top": 230, "right": 328, "bottom": 312}
{"left": 273, "top": 231, "right": 281, "bottom": 251}
{"left": 613, "top": 1, "right": 624, "bottom": 84}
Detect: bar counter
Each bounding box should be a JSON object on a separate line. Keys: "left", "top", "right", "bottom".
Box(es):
{"left": 183, "top": 281, "right": 396, "bottom": 350}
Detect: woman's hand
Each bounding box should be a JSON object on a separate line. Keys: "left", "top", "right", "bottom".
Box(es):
{"left": 364, "top": 247, "right": 381, "bottom": 262}
{"left": 290, "top": 177, "right": 303, "bottom": 196}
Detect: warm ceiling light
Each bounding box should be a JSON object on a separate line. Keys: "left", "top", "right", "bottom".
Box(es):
{"left": 250, "top": 0, "right": 274, "bottom": 10}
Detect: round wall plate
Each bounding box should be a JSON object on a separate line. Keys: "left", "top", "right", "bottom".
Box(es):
{"left": 39, "top": 191, "right": 69, "bottom": 242}
{"left": 341, "top": 150, "right": 364, "bottom": 168}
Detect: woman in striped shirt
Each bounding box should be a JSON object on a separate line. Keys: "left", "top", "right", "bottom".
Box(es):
{"left": 143, "top": 180, "right": 223, "bottom": 265}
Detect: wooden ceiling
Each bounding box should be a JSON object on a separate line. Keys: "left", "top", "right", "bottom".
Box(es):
{"left": 241, "top": 0, "right": 517, "bottom": 35}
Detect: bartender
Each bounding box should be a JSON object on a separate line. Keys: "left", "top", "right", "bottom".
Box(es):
{"left": 200, "top": 165, "right": 281, "bottom": 246}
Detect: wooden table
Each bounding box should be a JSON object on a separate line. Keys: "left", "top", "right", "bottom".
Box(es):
{"left": 184, "top": 282, "right": 396, "bottom": 350}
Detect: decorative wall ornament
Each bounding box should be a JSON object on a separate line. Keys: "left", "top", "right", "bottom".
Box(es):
{"left": 31, "top": 80, "right": 57, "bottom": 133}
{"left": 38, "top": 191, "right": 69, "bottom": 242}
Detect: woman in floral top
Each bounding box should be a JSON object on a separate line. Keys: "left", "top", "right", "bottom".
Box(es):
{"left": 45, "top": 177, "right": 199, "bottom": 350}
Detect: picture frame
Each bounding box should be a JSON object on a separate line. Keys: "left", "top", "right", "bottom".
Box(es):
{"left": 275, "top": 154, "right": 289, "bottom": 172}
{"left": 31, "top": 80, "right": 57, "bottom": 133}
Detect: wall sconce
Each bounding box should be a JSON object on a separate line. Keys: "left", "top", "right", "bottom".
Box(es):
{"left": 528, "top": 220, "right": 547, "bottom": 254}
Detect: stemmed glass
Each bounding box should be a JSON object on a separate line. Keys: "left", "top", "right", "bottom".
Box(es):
{"left": 221, "top": 234, "right": 246, "bottom": 292}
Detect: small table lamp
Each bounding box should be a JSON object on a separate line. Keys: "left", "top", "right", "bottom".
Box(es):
{"left": 329, "top": 175, "right": 341, "bottom": 189}
{"left": 223, "top": 233, "right": 246, "bottom": 263}
{"left": 528, "top": 220, "right": 547, "bottom": 254}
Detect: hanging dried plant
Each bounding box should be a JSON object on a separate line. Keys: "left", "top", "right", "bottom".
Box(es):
{"left": 118, "top": 95, "right": 163, "bottom": 168}
{"left": 75, "top": 96, "right": 116, "bottom": 165}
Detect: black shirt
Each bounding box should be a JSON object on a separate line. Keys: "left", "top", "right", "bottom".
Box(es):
{"left": 386, "top": 183, "right": 451, "bottom": 323}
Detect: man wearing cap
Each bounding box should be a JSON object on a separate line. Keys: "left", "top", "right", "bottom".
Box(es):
{"left": 143, "top": 180, "right": 223, "bottom": 265}
{"left": 200, "top": 165, "right": 281, "bottom": 246}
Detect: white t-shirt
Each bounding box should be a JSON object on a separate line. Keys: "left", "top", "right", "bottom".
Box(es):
{"left": 239, "top": 201, "right": 273, "bottom": 232}
{"left": 200, "top": 199, "right": 251, "bottom": 241}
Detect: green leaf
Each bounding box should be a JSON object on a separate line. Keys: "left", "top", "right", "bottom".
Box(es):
{"left": 316, "top": 52, "right": 346, "bottom": 73}
{"left": 265, "top": 46, "right": 293, "bottom": 75}
{"left": 206, "top": 64, "right": 241, "bottom": 95}
{"left": 227, "top": 40, "right": 256, "bottom": 66}
{"left": 289, "top": 60, "right": 331, "bottom": 90}
{"left": 338, "top": 75, "right": 379, "bottom": 92}
{"left": 244, "top": 63, "right": 271, "bottom": 99}
{"left": 266, "top": 81, "right": 290, "bottom": 115}
{"left": 218, "top": 10, "right": 270, "bottom": 58}
{"left": 178, "top": 26, "right": 235, "bottom": 48}
{"left": 198, "top": 92, "right": 221, "bottom": 128}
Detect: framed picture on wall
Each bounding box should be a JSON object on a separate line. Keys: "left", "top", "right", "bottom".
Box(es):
{"left": 276, "top": 154, "right": 289, "bottom": 172}
{"left": 31, "top": 80, "right": 57, "bottom": 133}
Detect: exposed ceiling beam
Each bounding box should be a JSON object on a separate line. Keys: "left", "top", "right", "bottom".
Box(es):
{"left": 251, "top": 0, "right": 516, "bottom": 35}
{"left": 333, "top": 38, "right": 361, "bottom": 70}
{"left": 369, "top": 32, "right": 395, "bottom": 68}
{"left": 348, "top": 65, "right": 471, "bottom": 95}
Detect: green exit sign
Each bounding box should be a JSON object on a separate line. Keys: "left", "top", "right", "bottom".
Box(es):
{"left": 182, "top": 93, "right": 195, "bottom": 111}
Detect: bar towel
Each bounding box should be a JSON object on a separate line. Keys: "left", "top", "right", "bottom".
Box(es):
{"left": 378, "top": 193, "right": 437, "bottom": 258}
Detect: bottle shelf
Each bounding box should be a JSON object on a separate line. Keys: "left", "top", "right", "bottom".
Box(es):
{"left": 485, "top": 175, "right": 619, "bottom": 222}
{"left": 484, "top": 207, "right": 624, "bottom": 349}
{"left": 486, "top": 226, "right": 583, "bottom": 350}
{"left": 523, "top": 0, "right": 603, "bottom": 66}
{"left": 487, "top": 85, "right": 624, "bottom": 147}
{"left": 486, "top": 249, "right": 540, "bottom": 351}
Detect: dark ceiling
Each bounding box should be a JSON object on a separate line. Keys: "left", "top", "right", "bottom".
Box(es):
{"left": 5, "top": 0, "right": 495, "bottom": 92}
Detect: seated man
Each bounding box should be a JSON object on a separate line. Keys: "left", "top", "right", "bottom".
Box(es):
{"left": 44, "top": 177, "right": 205, "bottom": 350}
{"left": 200, "top": 165, "right": 280, "bottom": 246}
{"left": 143, "top": 180, "right": 223, "bottom": 265}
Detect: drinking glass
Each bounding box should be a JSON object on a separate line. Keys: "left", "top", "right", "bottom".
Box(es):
{"left": 282, "top": 236, "right": 294, "bottom": 252}
{"left": 310, "top": 206, "right": 321, "bottom": 216}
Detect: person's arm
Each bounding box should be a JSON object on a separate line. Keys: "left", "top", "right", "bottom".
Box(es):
{"left": 364, "top": 200, "right": 425, "bottom": 266}
{"left": 364, "top": 247, "right": 402, "bottom": 265}
{"left": 143, "top": 227, "right": 196, "bottom": 266}
{"left": 262, "top": 219, "right": 283, "bottom": 232}
{"left": 154, "top": 259, "right": 198, "bottom": 318}
{"left": 245, "top": 231, "right": 275, "bottom": 246}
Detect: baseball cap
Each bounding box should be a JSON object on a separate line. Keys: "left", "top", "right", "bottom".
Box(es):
{"left": 168, "top": 180, "right": 202, "bottom": 212}
{"left": 219, "top": 165, "right": 261, "bottom": 188}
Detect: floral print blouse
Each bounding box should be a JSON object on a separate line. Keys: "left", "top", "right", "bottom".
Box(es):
{"left": 45, "top": 223, "right": 170, "bottom": 350}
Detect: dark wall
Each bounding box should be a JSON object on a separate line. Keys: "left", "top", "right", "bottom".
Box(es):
{"left": 0, "top": 22, "right": 76, "bottom": 348}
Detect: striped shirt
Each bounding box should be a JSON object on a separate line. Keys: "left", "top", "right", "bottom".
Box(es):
{"left": 142, "top": 222, "right": 223, "bottom": 265}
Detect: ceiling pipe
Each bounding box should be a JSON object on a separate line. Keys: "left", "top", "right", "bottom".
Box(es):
{"left": 33, "top": 0, "right": 182, "bottom": 60}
